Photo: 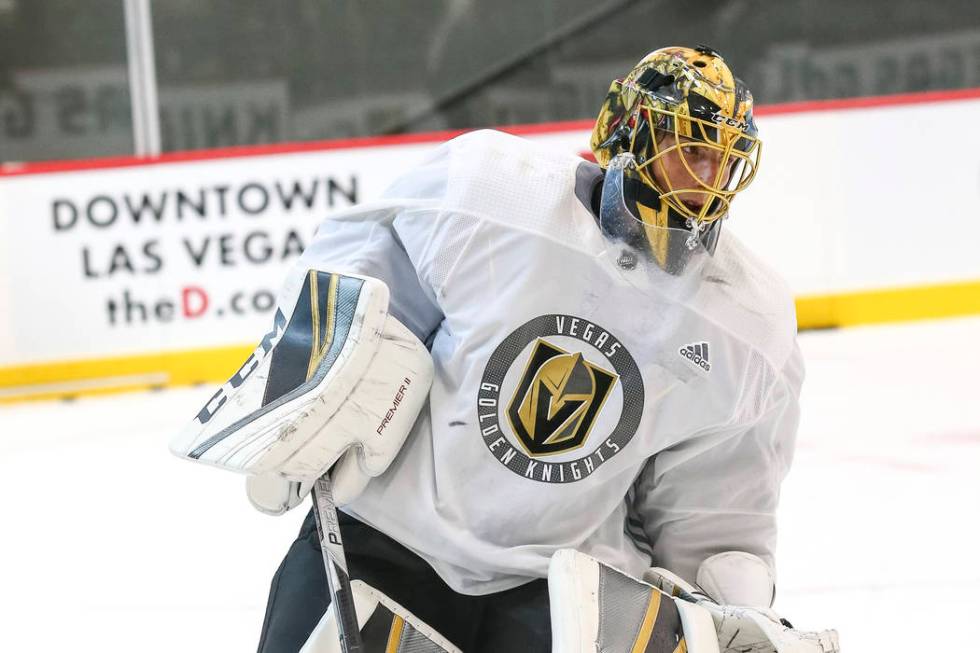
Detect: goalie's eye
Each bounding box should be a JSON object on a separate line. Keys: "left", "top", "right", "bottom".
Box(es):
{"left": 680, "top": 142, "right": 703, "bottom": 156}
{"left": 679, "top": 142, "right": 717, "bottom": 163}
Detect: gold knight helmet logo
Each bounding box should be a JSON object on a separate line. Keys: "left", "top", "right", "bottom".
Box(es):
{"left": 507, "top": 339, "right": 618, "bottom": 457}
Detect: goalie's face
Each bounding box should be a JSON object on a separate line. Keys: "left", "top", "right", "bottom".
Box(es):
{"left": 648, "top": 131, "right": 737, "bottom": 215}
{"left": 630, "top": 111, "right": 759, "bottom": 225}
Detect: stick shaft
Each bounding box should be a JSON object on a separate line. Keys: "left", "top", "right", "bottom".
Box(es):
{"left": 311, "top": 474, "right": 363, "bottom": 653}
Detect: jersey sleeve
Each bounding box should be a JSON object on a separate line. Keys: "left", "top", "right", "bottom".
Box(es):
{"left": 631, "top": 342, "right": 805, "bottom": 586}
{"left": 276, "top": 144, "right": 455, "bottom": 343}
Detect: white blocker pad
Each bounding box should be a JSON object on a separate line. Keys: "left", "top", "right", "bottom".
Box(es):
{"left": 170, "top": 269, "right": 434, "bottom": 482}
{"left": 300, "top": 580, "right": 460, "bottom": 653}
{"left": 548, "top": 549, "right": 719, "bottom": 653}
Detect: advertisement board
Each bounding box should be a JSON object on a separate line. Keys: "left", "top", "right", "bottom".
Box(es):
{"left": 2, "top": 92, "right": 979, "bottom": 399}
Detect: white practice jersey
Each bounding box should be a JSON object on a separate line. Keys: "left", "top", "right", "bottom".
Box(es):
{"left": 279, "top": 130, "right": 803, "bottom": 595}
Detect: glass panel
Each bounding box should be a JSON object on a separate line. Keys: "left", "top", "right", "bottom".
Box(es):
{"left": 6, "top": 0, "right": 976, "bottom": 162}
{"left": 149, "top": 0, "right": 599, "bottom": 150}
{"left": 151, "top": 0, "right": 980, "bottom": 152}
{"left": 0, "top": 0, "right": 133, "bottom": 163}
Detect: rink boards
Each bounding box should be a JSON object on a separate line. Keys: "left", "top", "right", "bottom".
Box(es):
{"left": 1, "top": 90, "right": 979, "bottom": 400}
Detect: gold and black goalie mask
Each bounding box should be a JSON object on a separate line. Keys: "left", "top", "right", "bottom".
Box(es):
{"left": 591, "top": 45, "right": 761, "bottom": 227}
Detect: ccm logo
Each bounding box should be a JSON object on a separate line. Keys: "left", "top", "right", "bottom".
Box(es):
{"left": 196, "top": 308, "right": 286, "bottom": 424}
{"left": 376, "top": 377, "right": 412, "bottom": 435}
{"left": 710, "top": 112, "right": 748, "bottom": 131}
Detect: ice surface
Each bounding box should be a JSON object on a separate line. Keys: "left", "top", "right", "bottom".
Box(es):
{"left": 775, "top": 316, "right": 980, "bottom": 651}
{"left": 2, "top": 316, "right": 978, "bottom": 651}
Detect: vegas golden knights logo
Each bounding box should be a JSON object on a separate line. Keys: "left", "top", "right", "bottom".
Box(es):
{"left": 479, "top": 315, "right": 643, "bottom": 483}
{"left": 507, "top": 339, "right": 618, "bottom": 456}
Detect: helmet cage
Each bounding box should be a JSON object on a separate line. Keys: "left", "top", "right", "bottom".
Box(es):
{"left": 616, "top": 78, "right": 761, "bottom": 224}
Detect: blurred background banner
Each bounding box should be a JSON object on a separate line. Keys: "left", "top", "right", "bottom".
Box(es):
{"left": 1, "top": 0, "right": 979, "bottom": 400}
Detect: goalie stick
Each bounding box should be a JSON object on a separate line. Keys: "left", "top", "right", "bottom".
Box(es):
{"left": 311, "top": 472, "right": 364, "bottom": 653}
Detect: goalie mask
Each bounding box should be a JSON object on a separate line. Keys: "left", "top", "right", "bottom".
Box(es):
{"left": 591, "top": 45, "right": 760, "bottom": 275}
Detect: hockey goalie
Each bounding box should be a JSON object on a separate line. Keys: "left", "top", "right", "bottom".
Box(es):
{"left": 171, "top": 46, "right": 840, "bottom": 652}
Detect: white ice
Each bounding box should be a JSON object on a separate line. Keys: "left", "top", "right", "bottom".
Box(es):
{"left": 2, "top": 316, "right": 978, "bottom": 652}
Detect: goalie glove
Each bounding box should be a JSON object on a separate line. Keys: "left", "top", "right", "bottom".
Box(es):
{"left": 246, "top": 441, "right": 372, "bottom": 514}
{"left": 170, "top": 270, "right": 434, "bottom": 512}
{"left": 695, "top": 551, "right": 776, "bottom": 608}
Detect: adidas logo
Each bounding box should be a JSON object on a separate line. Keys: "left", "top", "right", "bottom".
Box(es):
{"left": 679, "top": 342, "right": 711, "bottom": 372}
